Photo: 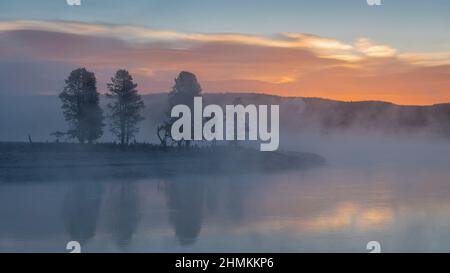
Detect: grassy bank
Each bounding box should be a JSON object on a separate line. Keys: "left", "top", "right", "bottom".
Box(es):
{"left": 0, "top": 142, "right": 325, "bottom": 182}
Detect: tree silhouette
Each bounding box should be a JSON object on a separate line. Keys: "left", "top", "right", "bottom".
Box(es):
{"left": 59, "top": 68, "right": 104, "bottom": 144}
{"left": 62, "top": 182, "right": 103, "bottom": 245}
{"left": 164, "top": 177, "right": 205, "bottom": 246}
{"left": 158, "top": 71, "right": 202, "bottom": 147}
{"left": 169, "top": 71, "right": 202, "bottom": 108}
{"left": 107, "top": 70, "right": 145, "bottom": 145}
{"left": 157, "top": 121, "right": 171, "bottom": 148}
{"left": 107, "top": 182, "right": 140, "bottom": 249}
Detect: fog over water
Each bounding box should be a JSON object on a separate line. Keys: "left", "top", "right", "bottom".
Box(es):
{"left": 0, "top": 94, "right": 450, "bottom": 252}
{"left": 1, "top": 149, "right": 450, "bottom": 252}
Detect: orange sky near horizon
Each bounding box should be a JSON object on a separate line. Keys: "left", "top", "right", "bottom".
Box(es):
{"left": 0, "top": 21, "right": 450, "bottom": 106}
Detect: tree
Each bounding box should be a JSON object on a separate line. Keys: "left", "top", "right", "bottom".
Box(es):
{"left": 59, "top": 68, "right": 104, "bottom": 144}
{"left": 157, "top": 121, "right": 171, "bottom": 148}
{"left": 158, "top": 71, "right": 202, "bottom": 147}
{"left": 106, "top": 69, "right": 145, "bottom": 145}
{"left": 168, "top": 71, "right": 202, "bottom": 109}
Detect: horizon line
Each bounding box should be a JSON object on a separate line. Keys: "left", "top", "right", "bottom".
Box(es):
{"left": 1, "top": 91, "right": 448, "bottom": 107}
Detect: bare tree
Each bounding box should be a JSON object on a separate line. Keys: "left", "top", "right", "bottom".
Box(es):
{"left": 158, "top": 71, "right": 202, "bottom": 147}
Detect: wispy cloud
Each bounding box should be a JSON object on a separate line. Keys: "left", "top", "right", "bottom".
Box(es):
{"left": 0, "top": 20, "right": 399, "bottom": 61}
{"left": 355, "top": 38, "right": 397, "bottom": 58}
{"left": 1, "top": 20, "right": 450, "bottom": 104}
{"left": 399, "top": 52, "right": 450, "bottom": 66}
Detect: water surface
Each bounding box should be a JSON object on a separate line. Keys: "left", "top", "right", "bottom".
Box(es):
{"left": 1, "top": 160, "right": 450, "bottom": 252}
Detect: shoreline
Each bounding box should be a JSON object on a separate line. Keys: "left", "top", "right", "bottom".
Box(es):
{"left": 0, "top": 142, "right": 325, "bottom": 181}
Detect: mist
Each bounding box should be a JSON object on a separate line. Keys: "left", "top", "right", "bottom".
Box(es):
{"left": 1, "top": 92, "right": 450, "bottom": 169}
{"left": 1, "top": 92, "right": 450, "bottom": 252}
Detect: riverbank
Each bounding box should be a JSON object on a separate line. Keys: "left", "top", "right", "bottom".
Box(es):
{"left": 0, "top": 142, "right": 325, "bottom": 181}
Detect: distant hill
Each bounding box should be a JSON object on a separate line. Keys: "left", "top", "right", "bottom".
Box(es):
{"left": 0, "top": 93, "right": 449, "bottom": 142}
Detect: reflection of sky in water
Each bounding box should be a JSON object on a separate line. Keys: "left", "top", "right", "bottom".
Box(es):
{"left": 1, "top": 163, "right": 450, "bottom": 252}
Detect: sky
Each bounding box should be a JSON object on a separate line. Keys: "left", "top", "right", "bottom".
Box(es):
{"left": 0, "top": 0, "right": 449, "bottom": 105}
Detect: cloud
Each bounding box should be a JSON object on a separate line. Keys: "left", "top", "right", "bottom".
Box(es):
{"left": 0, "top": 20, "right": 450, "bottom": 105}
{"left": 355, "top": 38, "right": 397, "bottom": 58}
{"left": 0, "top": 20, "right": 386, "bottom": 61}
{"left": 0, "top": 20, "right": 350, "bottom": 49}
{"left": 399, "top": 52, "right": 450, "bottom": 66}
{"left": 280, "top": 32, "right": 353, "bottom": 50}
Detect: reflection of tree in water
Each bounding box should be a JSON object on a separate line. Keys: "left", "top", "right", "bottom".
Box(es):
{"left": 107, "top": 182, "right": 140, "bottom": 249}
{"left": 164, "top": 177, "right": 205, "bottom": 246}
{"left": 62, "top": 182, "right": 103, "bottom": 245}
{"left": 225, "top": 178, "right": 245, "bottom": 223}
{"left": 205, "top": 178, "right": 218, "bottom": 215}
{"left": 162, "top": 175, "right": 247, "bottom": 246}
